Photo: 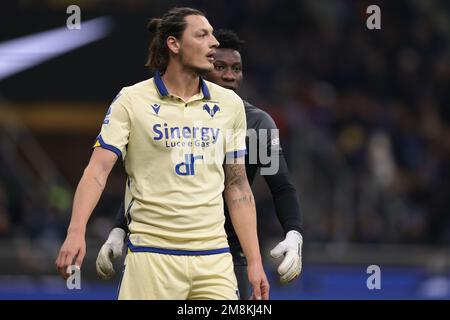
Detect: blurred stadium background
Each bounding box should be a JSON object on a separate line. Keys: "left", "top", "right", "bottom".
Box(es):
{"left": 1, "top": 0, "right": 450, "bottom": 299}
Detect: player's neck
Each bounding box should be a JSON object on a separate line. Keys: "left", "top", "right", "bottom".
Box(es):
{"left": 162, "top": 63, "right": 201, "bottom": 102}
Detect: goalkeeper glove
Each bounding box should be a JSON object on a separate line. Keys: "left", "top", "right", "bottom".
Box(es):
{"left": 96, "top": 227, "right": 126, "bottom": 280}
{"left": 270, "top": 230, "right": 303, "bottom": 284}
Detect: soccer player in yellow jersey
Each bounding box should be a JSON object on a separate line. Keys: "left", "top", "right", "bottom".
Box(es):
{"left": 55, "top": 7, "right": 269, "bottom": 300}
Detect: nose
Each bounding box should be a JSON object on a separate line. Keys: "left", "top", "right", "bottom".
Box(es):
{"left": 211, "top": 34, "right": 219, "bottom": 48}
{"left": 222, "top": 68, "right": 236, "bottom": 81}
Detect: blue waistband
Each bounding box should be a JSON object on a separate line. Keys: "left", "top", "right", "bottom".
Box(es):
{"left": 127, "top": 240, "right": 230, "bottom": 256}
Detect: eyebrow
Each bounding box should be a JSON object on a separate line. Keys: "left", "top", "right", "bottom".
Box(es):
{"left": 197, "top": 28, "right": 212, "bottom": 34}
{"left": 214, "top": 60, "right": 242, "bottom": 66}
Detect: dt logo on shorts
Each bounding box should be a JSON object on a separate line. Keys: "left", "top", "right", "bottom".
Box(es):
{"left": 175, "top": 154, "right": 203, "bottom": 176}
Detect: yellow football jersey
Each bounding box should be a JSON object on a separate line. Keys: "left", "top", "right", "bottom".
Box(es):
{"left": 95, "top": 72, "right": 247, "bottom": 252}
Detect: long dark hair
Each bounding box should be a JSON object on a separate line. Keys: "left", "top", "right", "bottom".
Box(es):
{"left": 145, "top": 7, "right": 205, "bottom": 73}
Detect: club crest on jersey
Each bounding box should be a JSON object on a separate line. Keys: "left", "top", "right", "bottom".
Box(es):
{"left": 151, "top": 103, "right": 161, "bottom": 115}
{"left": 203, "top": 104, "right": 220, "bottom": 118}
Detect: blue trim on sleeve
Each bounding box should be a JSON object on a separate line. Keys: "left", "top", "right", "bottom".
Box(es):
{"left": 200, "top": 77, "right": 211, "bottom": 99}
{"left": 226, "top": 149, "right": 247, "bottom": 159}
{"left": 96, "top": 135, "right": 122, "bottom": 158}
{"left": 154, "top": 71, "right": 169, "bottom": 97}
{"left": 127, "top": 240, "right": 230, "bottom": 256}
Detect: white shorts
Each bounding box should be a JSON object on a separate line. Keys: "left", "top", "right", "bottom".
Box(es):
{"left": 118, "top": 248, "right": 238, "bottom": 300}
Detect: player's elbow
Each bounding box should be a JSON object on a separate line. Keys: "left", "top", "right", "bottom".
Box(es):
{"left": 82, "top": 149, "right": 117, "bottom": 190}
{"left": 224, "top": 175, "right": 249, "bottom": 196}
{"left": 82, "top": 165, "right": 107, "bottom": 191}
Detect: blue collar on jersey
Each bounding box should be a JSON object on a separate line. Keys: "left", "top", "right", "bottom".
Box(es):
{"left": 154, "top": 71, "right": 211, "bottom": 100}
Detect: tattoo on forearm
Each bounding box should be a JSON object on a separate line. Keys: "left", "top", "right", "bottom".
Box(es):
{"left": 224, "top": 163, "right": 246, "bottom": 189}
{"left": 224, "top": 163, "right": 255, "bottom": 209}
{"left": 230, "top": 194, "right": 254, "bottom": 208}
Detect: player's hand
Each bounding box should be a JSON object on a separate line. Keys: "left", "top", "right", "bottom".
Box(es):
{"left": 55, "top": 231, "right": 86, "bottom": 280}
{"left": 270, "top": 230, "right": 303, "bottom": 284}
{"left": 247, "top": 261, "right": 270, "bottom": 300}
{"left": 96, "top": 227, "right": 126, "bottom": 279}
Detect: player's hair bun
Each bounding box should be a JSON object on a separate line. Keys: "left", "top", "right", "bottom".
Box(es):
{"left": 147, "top": 18, "right": 162, "bottom": 32}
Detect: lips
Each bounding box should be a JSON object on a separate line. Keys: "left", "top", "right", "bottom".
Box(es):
{"left": 206, "top": 51, "right": 215, "bottom": 62}
{"left": 220, "top": 83, "right": 236, "bottom": 91}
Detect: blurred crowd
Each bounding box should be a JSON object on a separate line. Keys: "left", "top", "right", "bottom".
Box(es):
{"left": 1, "top": 0, "right": 450, "bottom": 252}
{"left": 242, "top": 0, "right": 450, "bottom": 245}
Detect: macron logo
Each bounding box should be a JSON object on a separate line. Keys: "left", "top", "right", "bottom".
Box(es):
{"left": 203, "top": 104, "right": 220, "bottom": 118}
{"left": 151, "top": 104, "right": 161, "bottom": 115}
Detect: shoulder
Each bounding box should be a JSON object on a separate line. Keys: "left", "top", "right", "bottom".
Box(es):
{"left": 112, "top": 79, "right": 156, "bottom": 110}
{"left": 120, "top": 78, "right": 155, "bottom": 96}
{"left": 243, "top": 100, "right": 278, "bottom": 130}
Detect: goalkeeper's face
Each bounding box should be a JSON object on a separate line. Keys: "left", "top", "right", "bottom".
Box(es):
{"left": 205, "top": 48, "right": 243, "bottom": 92}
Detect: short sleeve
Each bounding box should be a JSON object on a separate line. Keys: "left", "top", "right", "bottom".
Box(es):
{"left": 225, "top": 97, "right": 247, "bottom": 161}
{"left": 93, "top": 89, "right": 131, "bottom": 160}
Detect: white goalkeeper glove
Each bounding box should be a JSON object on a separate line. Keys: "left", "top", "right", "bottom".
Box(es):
{"left": 96, "top": 227, "right": 126, "bottom": 280}
{"left": 270, "top": 230, "right": 303, "bottom": 284}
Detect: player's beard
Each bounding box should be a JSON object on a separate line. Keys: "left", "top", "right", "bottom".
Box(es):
{"left": 179, "top": 50, "right": 213, "bottom": 76}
